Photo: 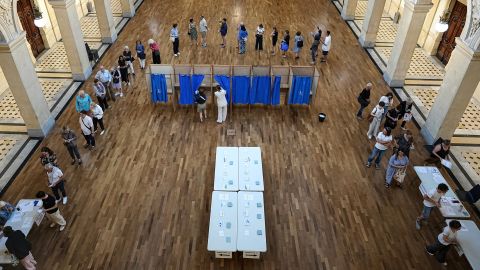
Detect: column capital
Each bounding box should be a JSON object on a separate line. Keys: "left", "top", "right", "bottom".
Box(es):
{"left": 454, "top": 37, "right": 480, "bottom": 60}
{"left": 460, "top": 0, "right": 480, "bottom": 51}
{"left": 0, "top": 31, "right": 26, "bottom": 53}
{"left": 0, "top": 0, "right": 24, "bottom": 43}
{"left": 48, "top": 0, "right": 76, "bottom": 9}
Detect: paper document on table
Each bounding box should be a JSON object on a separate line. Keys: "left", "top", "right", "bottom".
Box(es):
{"left": 416, "top": 167, "right": 428, "bottom": 174}
{"left": 460, "top": 226, "right": 469, "bottom": 232}
{"left": 441, "top": 159, "right": 452, "bottom": 169}
{"left": 433, "top": 174, "right": 444, "bottom": 184}
{"left": 34, "top": 212, "right": 44, "bottom": 226}
{"left": 442, "top": 206, "right": 456, "bottom": 216}
{"left": 9, "top": 213, "right": 22, "bottom": 223}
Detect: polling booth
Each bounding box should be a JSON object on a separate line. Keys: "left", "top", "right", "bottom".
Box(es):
{"left": 232, "top": 65, "right": 252, "bottom": 105}
{"left": 288, "top": 66, "right": 319, "bottom": 107}
{"left": 146, "top": 64, "right": 175, "bottom": 110}
{"left": 271, "top": 65, "right": 291, "bottom": 105}
{"left": 251, "top": 66, "right": 273, "bottom": 106}
{"left": 193, "top": 65, "right": 214, "bottom": 110}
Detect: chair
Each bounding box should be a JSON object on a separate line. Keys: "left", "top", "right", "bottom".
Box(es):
{"left": 456, "top": 184, "right": 480, "bottom": 204}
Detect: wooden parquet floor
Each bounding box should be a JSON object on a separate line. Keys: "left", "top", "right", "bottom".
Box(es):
{"left": 1, "top": 0, "right": 478, "bottom": 269}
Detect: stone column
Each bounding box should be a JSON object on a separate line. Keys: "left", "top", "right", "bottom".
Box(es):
{"left": 120, "top": 0, "right": 135, "bottom": 18}
{"left": 49, "top": 0, "right": 92, "bottom": 81}
{"left": 421, "top": 39, "right": 480, "bottom": 144}
{"left": 93, "top": 0, "right": 117, "bottom": 43}
{"left": 383, "top": 0, "right": 433, "bottom": 87}
{"left": 358, "top": 0, "right": 386, "bottom": 47}
{"left": 0, "top": 33, "right": 54, "bottom": 137}
{"left": 37, "top": 0, "right": 60, "bottom": 49}
{"left": 341, "top": 0, "right": 358, "bottom": 21}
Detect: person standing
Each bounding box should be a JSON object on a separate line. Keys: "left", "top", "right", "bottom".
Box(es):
{"left": 255, "top": 24, "right": 265, "bottom": 51}
{"left": 75, "top": 90, "right": 92, "bottom": 113}
{"left": 367, "top": 101, "right": 385, "bottom": 139}
{"left": 93, "top": 79, "right": 108, "bottom": 111}
{"left": 195, "top": 89, "right": 207, "bottom": 122}
{"left": 293, "top": 31, "right": 304, "bottom": 59}
{"left": 379, "top": 93, "right": 394, "bottom": 118}
{"left": 280, "top": 30, "right": 290, "bottom": 58}
{"left": 385, "top": 150, "right": 409, "bottom": 188}
{"left": 313, "top": 26, "right": 322, "bottom": 42}
{"left": 111, "top": 66, "right": 123, "bottom": 97}
{"left": 400, "top": 109, "right": 413, "bottom": 130}
{"left": 118, "top": 55, "right": 130, "bottom": 86}
{"left": 219, "top": 18, "right": 228, "bottom": 48}
{"left": 39, "top": 146, "right": 57, "bottom": 167}
{"left": 90, "top": 102, "right": 106, "bottom": 135}
{"left": 238, "top": 24, "right": 248, "bottom": 54}
{"left": 393, "top": 130, "right": 414, "bottom": 158}
{"left": 79, "top": 110, "right": 95, "bottom": 149}
{"left": 135, "top": 40, "right": 146, "bottom": 69}
{"left": 321, "top": 30, "right": 331, "bottom": 63}
{"left": 35, "top": 191, "right": 67, "bottom": 232}
{"left": 44, "top": 163, "right": 67, "bottom": 204}
{"left": 271, "top": 26, "right": 278, "bottom": 55}
{"left": 2, "top": 226, "right": 37, "bottom": 269}
{"left": 123, "top": 46, "right": 135, "bottom": 76}
{"left": 188, "top": 18, "right": 198, "bottom": 46}
{"left": 425, "top": 220, "right": 461, "bottom": 266}
{"left": 384, "top": 107, "right": 399, "bottom": 130}
{"left": 61, "top": 126, "right": 82, "bottom": 165}
{"left": 199, "top": 15, "right": 208, "bottom": 47}
{"left": 148, "top": 39, "right": 161, "bottom": 64}
{"left": 415, "top": 183, "right": 449, "bottom": 229}
{"left": 215, "top": 85, "right": 228, "bottom": 123}
{"left": 95, "top": 65, "right": 115, "bottom": 102}
{"left": 366, "top": 127, "right": 393, "bottom": 169}
{"left": 170, "top": 23, "right": 180, "bottom": 57}
{"left": 356, "top": 83, "right": 372, "bottom": 119}
{"left": 310, "top": 36, "right": 320, "bottom": 64}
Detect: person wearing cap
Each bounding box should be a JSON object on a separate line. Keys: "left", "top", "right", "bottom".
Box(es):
{"left": 425, "top": 219, "right": 461, "bottom": 266}
{"left": 356, "top": 83, "right": 372, "bottom": 119}
{"left": 148, "top": 39, "right": 161, "bottom": 64}
{"left": 61, "top": 126, "right": 82, "bottom": 165}
{"left": 123, "top": 46, "right": 135, "bottom": 76}
{"left": 90, "top": 102, "right": 106, "bottom": 135}
{"left": 75, "top": 90, "right": 92, "bottom": 113}
{"left": 0, "top": 201, "right": 15, "bottom": 227}
{"left": 366, "top": 127, "right": 393, "bottom": 169}
{"left": 2, "top": 226, "right": 37, "bottom": 269}
{"left": 95, "top": 65, "right": 115, "bottom": 102}
{"left": 44, "top": 163, "right": 67, "bottom": 205}
{"left": 35, "top": 191, "right": 67, "bottom": 232}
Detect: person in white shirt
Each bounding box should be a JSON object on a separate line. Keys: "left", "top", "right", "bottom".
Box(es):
{"left": 214, "top": 85, "right": 228, "bottom": 123}
{"left": 416, "top": 183, "right": 449, "bottom": 229}
{"left": 79, "top": 111, "right": 95, "bottom": 149}
{"left": 425, "top": 220, "right": 461, "bottom": 266}
{"left": 44, "top": 163, "right": 68, "bottom": 204}
{"left": 321, "top": 30, "right": 331, "bottom": 62}
{"left": 199, "top": 16, "right": 208, "bottom": 47}
{"left": 255, "top": 24, "right": 265, "bottom": 51}
{"left": 367, "top": 101, "right": 385, "bottom": 139}
{"left": 379, "top": 93, "right": 393, "bottom": 118}
{"left": 90, "top": 102, "right": 106, "bottom": 135}
{"left": 366, "top": 127, "right": 392, "bottom": 169}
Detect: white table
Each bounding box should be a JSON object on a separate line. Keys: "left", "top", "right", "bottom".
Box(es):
{"left": 207, "top": 191, "right": 238, "bottom": 258}
{"left": 214, "top": 147, "right": 239, "bottom": 191}
{"left": 237, "top": 191, "right": 266, "bottom": 258}
{"left": 0, "top": 199, "right": 43, "bottom": 264}
{"left": 446, "top": 219, "right": 480, "bottom": 270}
{"left": 414, "top": 166, "right": 470, "bottom": 219}
{"left": 238, "top": 147, "right": 264, "bottom": 191}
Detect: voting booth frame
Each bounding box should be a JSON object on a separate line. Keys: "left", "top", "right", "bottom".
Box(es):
{"left": 145, "top": 64, "right": 320, "bottom": 120}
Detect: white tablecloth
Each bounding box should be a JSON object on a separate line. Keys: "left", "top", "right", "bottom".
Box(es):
{"left": 446, "top": 219, "right": 480, "bottom": 270}
{"left": 214, "top": 147, "right": 239, "bottom": 191}
{"left": 238, "top": 147, "right": 264, "bottom": 191}
{"left": 207, "top": 191, "right": 238, "bottom": 252}
{"left": 237, "top": 191, "right": 266, "bottom": 252}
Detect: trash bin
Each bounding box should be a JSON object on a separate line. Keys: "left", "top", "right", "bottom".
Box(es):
{"left": 318, "top": 113, "right": 326, "bottom": 122}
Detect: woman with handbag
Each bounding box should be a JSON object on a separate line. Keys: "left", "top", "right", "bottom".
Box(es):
{"left": 385, "top": 149, "right": 409, "bottom": 188}
{"left": 367, "top": 101, "right": 385, "bottom": 139}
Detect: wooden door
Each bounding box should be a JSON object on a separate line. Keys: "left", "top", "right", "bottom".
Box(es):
{"left": 16, "top": 0, "right": 45, "bottom": 57}
{"left": 436, "top": 1, "right": 466, "bottom": 65}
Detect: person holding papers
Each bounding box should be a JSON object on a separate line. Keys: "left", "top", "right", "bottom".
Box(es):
{"left": 425, "top": 220, "right": 461, "bottom": 266}
{"left": 416, "top": 183, "right": 449, "bottom": 230}
{"left": 425, "top": 139, "right": 451, "bottom": 167}
{"left": 36, "top": 191, "right": 67, "bottom": 232}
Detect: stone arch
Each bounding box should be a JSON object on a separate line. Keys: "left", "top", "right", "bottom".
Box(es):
{"left": 461, "top": 0, "right": 480, "bottom": 50}
{"left": 0, "top": 0, "right": 24, "bottom": 43}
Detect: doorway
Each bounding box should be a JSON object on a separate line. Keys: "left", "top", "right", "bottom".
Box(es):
{"left": 16, "top": 0, "right": 45, "bottom": 57}
{"left": 436, "top": 1, "right": 467, "bottom": 65}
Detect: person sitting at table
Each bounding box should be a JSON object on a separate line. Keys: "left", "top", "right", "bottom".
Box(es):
{"left": 2, "top": 226, "right": 37, "bottom": 269}
{"left": 425, "top": 219, "right": 461, "bottom": 266}
{"left": 415, "top": 183, "right": 449, "bottom": 230}
{"left": 0, "top": 201, "right": 15, "bottom": 227}
{"left": 424, "top": 139, "right": 450, "bottom": 167}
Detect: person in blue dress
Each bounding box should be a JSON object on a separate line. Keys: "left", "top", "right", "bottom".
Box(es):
{"left": 238, "top": 24, "right": 248, "bottom": 54}
{"left": 135, "top": 40, "right": 146, "bottom": 69}
{"left": 385, "top": 149, "right": 409, "bottom": 188}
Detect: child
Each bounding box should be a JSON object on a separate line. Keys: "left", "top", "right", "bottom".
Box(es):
{"left": 416, "top": 183, "right": 449, "bottom": 229}
{"left": 401, "top": 109, "right": 412, "bottom": 130}
{"left": 425, "top": 220, "right": 461, "bottom": 266}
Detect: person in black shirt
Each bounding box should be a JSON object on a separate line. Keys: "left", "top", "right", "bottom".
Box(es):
{"left": 195, "top": 89, "right": 207, "bottom": 122}
{"left": 118, "top": 55, "right": 129, "bottom": 86}
{"left": 3, "top": 226, "right": 37, "bottom": 269}
{"left": 384, "top": 107, "right": 399, "bottom": 130}
{"left": 356, "top": 83, "right": 372, "bottom": 119}
{"left": 36, "top": 191, "right": 67, "bottom": 232}
{"left": 271, "top": 26, "right": 278, "bottom": 55}
{"left": 219, "top": 18, "right": 228, "bottom": 48}
{"left": 281, "top": 30, "right": 290, "bottom": 58}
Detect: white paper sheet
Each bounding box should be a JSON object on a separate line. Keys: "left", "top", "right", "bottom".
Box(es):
{"left": 441, "top": 159, "right": 452, "bottom": 169}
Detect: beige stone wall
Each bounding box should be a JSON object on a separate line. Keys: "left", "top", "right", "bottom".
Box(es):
{"left": 0, "top": 68, "right": 8, "bottom": 96}
{"left": 474, "top": 82, "right": 480, "bottom": 102}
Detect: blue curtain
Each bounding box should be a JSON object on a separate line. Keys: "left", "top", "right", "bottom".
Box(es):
{"left": 151, "top": 74, "right": 168, "bottom": 103}
{"left": 271, "top": 76, "right": 281, "bottom": 105}
{"left": 179, "top": 74, "right": 193, "bottom": 105}
{"left": 214, "top": 75, "right": 230, "bottom": 103}
{"left": 288, "top": 76, "right": 312, "bottom": 105}
{"left": 250, "top": 76, "right": 270, "bottom": 104}
{"left": 178, "top": 74, "right": 205, "bottom": 105}
{"left": 232, "top": 76, "right": 250, "bottom": 104}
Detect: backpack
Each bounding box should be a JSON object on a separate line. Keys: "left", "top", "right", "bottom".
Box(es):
{"left": 297, "top": 39, "right": 304, "bottom": 48}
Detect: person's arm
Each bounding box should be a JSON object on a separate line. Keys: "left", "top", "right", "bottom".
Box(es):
{"left": 442, "top": 232, "right": 457, "bottom": 244}
{"left": 75, "top": 97, "right": 80, "bottom": 112}
{"left": 423, "top": 193, "right": 441, "bottom": 207}
{"left": 42, "top": 202, "right": 58, "bottom": 212}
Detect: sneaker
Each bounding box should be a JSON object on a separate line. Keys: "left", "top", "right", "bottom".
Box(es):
{"left": 357, "top": 116, "right": 362, "bottom": 120}
{"left": 71, "top": 159, "right": 76, "bottom": 165}
{"left": 62, "top": 197, "right": 68, "bottom": 205}
{"left": 78, "top": 159, "right": 83, "bottom": 165}
{"left": 310, "top": 62, "right": 315, "bottom": 65}
{"left": 55, "top": 199, "right": 61, "bottom": 204}
{"left": 94, "top": 129, "right": 98, "bottom": 133}
{"left": 174, "top": 54, "right": 178, "bottom": 57}
{"left": 442, "top": 262, "right": 447, "bottom": 266}
{"left": 50, "top": 223, "right": 56, "bottom": 228}
{"left": 127, "top": 82, "right": 131, "bottom": 86}
{"left": 100, "top": 130, "right": 105, "bottom": 135}
{"left": 177, "top": 52, "right": 180, "bottom": 55}
{"left": 401, "top": 127, "right": 406, "bottom": 130}
{"left": 385, "top": 182, "right": 390, "bottom": 188}
{"left": 90, "top": 146, "right": 95, "bottom": 150}
{"left": 59, "top": 225, "right": 65, "bottom": 232}
{"left": 120, "top": 93, "right": 124, "bottom": 97}
{"left": 425, "top": 247, "right": 434, "bottom": 256}
{"left": 375, "top": 164, "right": 380, "bottom": 170}
{"left": 415, "top": 219, "right": 421, "bottom": 230}
{"left": 366, "top": 162, "right": 371, "bottom": 168}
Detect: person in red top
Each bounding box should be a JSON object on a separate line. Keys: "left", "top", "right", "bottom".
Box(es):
{"left": 148, "top": 39, "right": 161, "bottom": 64}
